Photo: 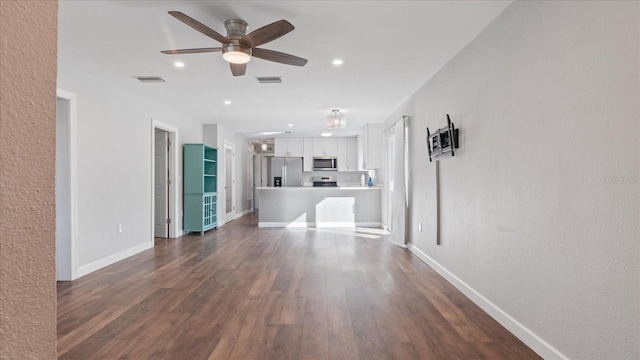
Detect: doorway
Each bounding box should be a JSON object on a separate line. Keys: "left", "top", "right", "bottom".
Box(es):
{"left": 154, "top": 128, "right": 169, "bottom": 238}
{"left": 224, "top": 142, "right": 235, "bottom": 222}
{"left": 56, "top": 89, "right": 78, "bottom": 281}
{"left": 246, "top": 148, "right": 254, "bottom": 211}
{"left": 151, "top": 119, "right": 178, "bottom": 240}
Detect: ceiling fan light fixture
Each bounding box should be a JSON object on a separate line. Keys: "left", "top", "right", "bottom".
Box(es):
{"left": 222, "top": 43, "right": 251, "bottom": 64}
{"left": 163, "top": 13, "right": 307, "bottom": 76}
{"left": 326, "top": 109, "right": 346, "bottom": 129}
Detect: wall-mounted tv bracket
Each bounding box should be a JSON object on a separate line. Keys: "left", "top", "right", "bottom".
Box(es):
{"left": 426, "top": 114, "right": 459, "bottom": 162}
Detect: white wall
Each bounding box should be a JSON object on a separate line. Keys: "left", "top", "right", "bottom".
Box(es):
{"left": 56, "top": 69, "right": 203, "bottom": 274}
{"left": 382, "top": 1, "right": 639, "bottom": 359}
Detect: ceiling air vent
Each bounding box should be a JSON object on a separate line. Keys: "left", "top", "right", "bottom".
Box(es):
{"left": 134, "top": 76, "right": 165, "bottom": 83}
{"left": 256, "top": 76, "right": 282, "bottom": 84}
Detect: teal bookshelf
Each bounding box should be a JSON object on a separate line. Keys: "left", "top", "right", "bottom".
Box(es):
{"left": 183, "top": 144, "right": 218, "bottom": 234}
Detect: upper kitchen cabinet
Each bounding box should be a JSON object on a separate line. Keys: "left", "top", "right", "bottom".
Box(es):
{"left": 337, "top": 137, "right": 358, "bottom": 171}
{"left": 274, "top": 138, "right": 303, "bottom": 157}
{"left": 359, "top": 123, "right": 382, "bottom": 169}
{"left": 313, "top": 138, "right": 338, "bottom": 157}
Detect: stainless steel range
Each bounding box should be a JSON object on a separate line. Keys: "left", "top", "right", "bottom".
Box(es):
{"left": 312, "top": 176, "right": 338, "bottom": 187}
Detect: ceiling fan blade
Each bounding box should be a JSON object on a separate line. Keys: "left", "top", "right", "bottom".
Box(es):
{"left": 230, "top": 63, "right": 247, "bottom": 77}
{"left": 252, "top": 48, "right": 307, "bottom": 67}
{"left": 241, "top": 20, "right": 294, "bottom": 47}
{"left": 161, "top": 47, "right": 222, "bottom": 55}
{"left": 168, "top": 11, "right": 230, "bottom": 44}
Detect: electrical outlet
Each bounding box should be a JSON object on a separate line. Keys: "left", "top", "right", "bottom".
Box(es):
{"left": 419, "top": 222, "right": 423, "bottom": 232}
{"left": 117, "top": 223, "right": 123, "bottom": 233}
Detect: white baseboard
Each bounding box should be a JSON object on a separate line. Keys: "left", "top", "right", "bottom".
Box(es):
{"left": 406, "top": 244, "right": 567, "bottom": 360}
{"left": 258, "top": 222, "right": 382, "bottom": 228}
{"left": 235, "top": 209, "right": 253, "bottom": 219}
{"left": 215, "top": 209, "right": 253, "bottom": 228}
{"left": 77, "top": 241, "right": 154, "bottom": 278}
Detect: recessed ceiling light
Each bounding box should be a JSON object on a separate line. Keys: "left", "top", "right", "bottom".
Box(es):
{"left": 260, "top": 131, "right": 284, "bottom": 136}
{"left": 320, "top": 132, "right": 333, "bottom": 137}
{"left": 174, "top": 61, "right": 185, "bottom": 68}
{"left": 224, "top": 100, "right": 232, "bottom": 105}
{"left": 288, "top": 124, "right": 293, "bottom": 127}
{"left": 332, "top": 59, "right": 343, "bottom": 66}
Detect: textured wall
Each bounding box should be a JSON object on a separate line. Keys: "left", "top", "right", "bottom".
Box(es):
{"left": 0, "top": 1, "right": 58, "bottom": 359}
{"left": 382, "top": 1, "right": 639, "bottom": 359}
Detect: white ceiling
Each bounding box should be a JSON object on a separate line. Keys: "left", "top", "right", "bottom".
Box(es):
{"left": 58, "top": 1, "right": 510, "bottom": 138}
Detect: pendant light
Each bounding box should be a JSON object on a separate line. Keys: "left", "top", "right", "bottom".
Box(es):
{"left": 326, "top": 109, "right": 346, "bottom": 129}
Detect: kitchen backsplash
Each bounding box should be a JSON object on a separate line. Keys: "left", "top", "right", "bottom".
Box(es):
{"left": 303, "top": 170, "right": 375, "bottom": 185}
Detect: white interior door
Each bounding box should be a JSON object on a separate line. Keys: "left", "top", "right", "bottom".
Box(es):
{"left": 253, "top": 155, "right": 261, "bottom": 210}
{"left": 154, "top": 129, "right": 169, "bottom": 237}
{"left": 224, "top": 143, "right": 235, "bottom": 220}
{"left": 247, "top": 149, "right": 253, "bottom": 205}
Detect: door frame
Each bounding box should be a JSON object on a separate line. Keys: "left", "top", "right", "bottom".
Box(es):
{"left": 56, "top": 88, "right": 78, "bottom": 281}
{"left": 151, "top": 119, "right": 179, "bottom": 239}
{"left": 224, "top": 141, "right": 235, "bottom": 223}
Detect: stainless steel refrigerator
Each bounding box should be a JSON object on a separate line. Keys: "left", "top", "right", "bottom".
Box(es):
{"left": 270, "top": 157, "right": 303, "bottom": 187}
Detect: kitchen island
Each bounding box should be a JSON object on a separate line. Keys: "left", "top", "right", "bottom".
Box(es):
{"left": 257, "top": 186, "right": 382, "bottom": 228}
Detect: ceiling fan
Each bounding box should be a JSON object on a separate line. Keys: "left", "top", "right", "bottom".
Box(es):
{"left": 161, "top": 11, "right": 308, "bottom": 76}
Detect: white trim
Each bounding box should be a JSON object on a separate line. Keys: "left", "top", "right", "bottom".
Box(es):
{"left": 151, "top": 119, "right": 180, "bottom": 239}
{"left": 56, "top": 88, "right": 79, "bottom": 280}
{"left": 258, "top": 221, "right": 382, "bottom": 228}
{"left": 77, "top": 241, "right": 153, "bottom": 278}
{"left": 234, "top": 209, "right": 253, "bottom": 219}
{"left": 406, "top": 243, "right": 568, "bottom": 360}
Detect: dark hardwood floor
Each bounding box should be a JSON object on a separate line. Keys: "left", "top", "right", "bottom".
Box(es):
{"left": 57, "top": 212, "right": 540, "bottom": 360}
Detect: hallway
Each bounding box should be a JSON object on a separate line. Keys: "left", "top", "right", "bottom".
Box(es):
{"left": 57, "top": 213, "right": 539, "bottom": 359}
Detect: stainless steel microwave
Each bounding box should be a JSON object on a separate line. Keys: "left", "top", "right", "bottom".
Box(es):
{"left": 313, "top": 157, "right": 338, "bottom": 171}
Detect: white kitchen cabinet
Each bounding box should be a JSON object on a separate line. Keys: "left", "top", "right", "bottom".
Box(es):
{"left": 313, "top": 138, "right": 338, "bottom": 157}
{"left": 359, "top": 123, "right": 382, "bottom": 169}
{"left": 274, "top": 138, "right": 303, "bottom": 157}
{"left": 337, "top": 137, "right": 358, "bottom": 171}
{"left": 303, "top": 138, "right": 314, "bottom": 171}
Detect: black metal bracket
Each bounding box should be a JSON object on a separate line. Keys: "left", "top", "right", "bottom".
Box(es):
{"left": 426, "top": 114, "right": 459, "bottom": 162}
